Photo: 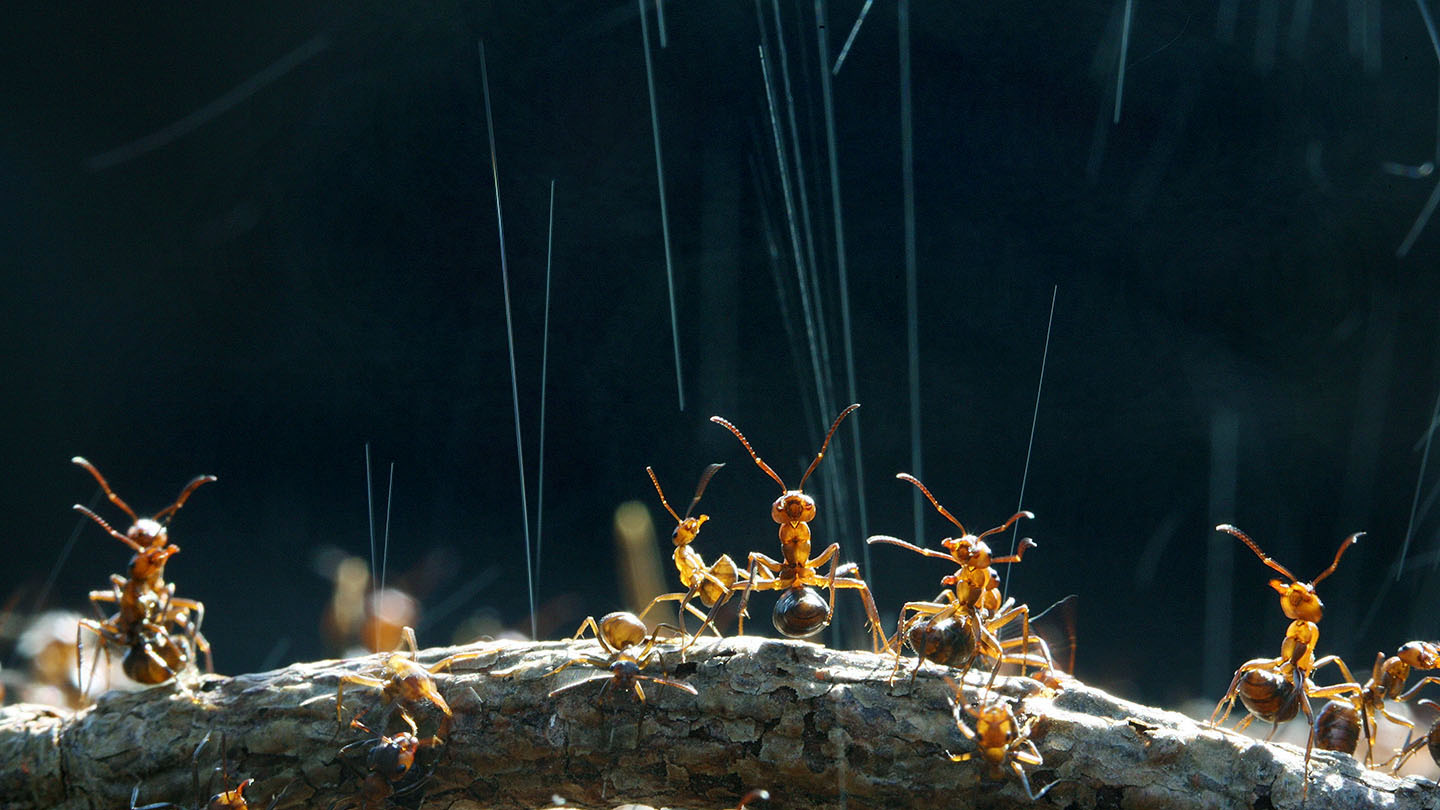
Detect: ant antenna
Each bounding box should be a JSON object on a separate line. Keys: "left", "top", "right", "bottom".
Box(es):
{"left": 798, "top": 404, "right": 860, "bottom": 490}
{"left": 896, "top": 473, "right": 967, "bottom": 535}
{"left": 1312, "top": 532, "right": 1363, "bottom": 585}
{"left": 647, "top": 467, "right": 682, "bottom": 524}
{"left": 1217, "top": 524, "right": 1298, "bottom": 583}
{"left": 712, "top": 416, "right": 788, "bottom": 491}
{"left": 71, "top": 456, "right": 137, "bottom": 523}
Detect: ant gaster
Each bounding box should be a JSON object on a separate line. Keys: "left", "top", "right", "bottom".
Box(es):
{"left": 545, "top": 611, "right": 697, "bottom": 702}
{"left": 636, "top": 464, "right": 747, "bottom": 638}
{"left": 709, "top": 404, "right": 886, "bottom": 651}
{"left": 1209, "top": 524, "right": 1364, "bottom": 797}
{"left": 867, "top": 474, "right": 1053, "bottom": 686}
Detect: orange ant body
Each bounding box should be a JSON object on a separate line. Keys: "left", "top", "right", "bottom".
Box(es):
{"left": 636, "top": 464, "right": 747, "bottom": 637}
{"left": 943, "top": 675, "right": 1057, "bottom": 800}
{"left": 709, "top": 404, "right": 886, "bottom": 652}
{"left": 336, "top": 626, "right": 490, "bottom": 741}
{"left": 866, "top": 474, "right": 1052, "bottom": 686}
{"left": 1210, "top": 524, "right": 1364, "bottom": 795}
{"left": 545, "top": 611, "right": 697, "bottom": 702}
{"left": 71, "top": 458, "right": 216, "bottom": 692}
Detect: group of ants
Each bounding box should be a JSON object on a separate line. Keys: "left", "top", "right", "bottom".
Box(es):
{"left": 62, "top": 403, "right": 1440, "bottom": 808}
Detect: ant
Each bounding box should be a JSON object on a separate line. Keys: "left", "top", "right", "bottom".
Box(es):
{"left": 709, "top": 404, "right": 886, "bottom": 652}
{"left": 1209, "top": 524, "right": 1364, "bottom": 796}
{"left": 72, "top": 457, "right": 215, "bottom": 679}
{"left": 942, "top": 674, "right": 1058, "bottom": 801}
{"left": 1326, "top": 642, "right": 1440, "bottom": 767}
{"left": 545, "top": 611, "right": 697, "bottom": 702}
{"left": 335, "top": 625, "right": 492, "bottom": 741}
{"left": 331, "top": 715, "right": 437, "bottom": 810}
{"left": 636, "top": 464, "right": 747, "bottom": 638}
{"left": 1387, "top": 698, "right": 1440, "bottom": 773}
{"left": 866, "top": 474, "right": 1052, "bottom": 686}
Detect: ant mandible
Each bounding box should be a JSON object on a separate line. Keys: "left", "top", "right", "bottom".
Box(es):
{"left": 943, "top": 674, "right": 1058, "bottom": 801}
{"left": 636, "top": 464, "right": 748, "bottom": 638}
{"left": 867, "top": 473, "right": 1053, "bottom": 686}
{"left": 336, "top": 625, "right": 492, "bottom": 741}
{"left": 1210, "top": 524, "right": 1364, "bottom": 796}
{"left": 545, "top": 611, "right": 697, "bottom": 702}
{"left": 709, "top": 404, "right": 886, "bottom": 652}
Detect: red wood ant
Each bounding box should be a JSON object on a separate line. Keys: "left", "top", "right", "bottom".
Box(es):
{"left": 1209, "top": 524, "right": 1364, "bottom": 796}
{"left": 636, "top": 464, "right": 747, "bottom": 638}
{"left": 336, "top": 626, "right": 492, "bottom": 741}
{"left": 1327, "top": 642, "right": 1440, "bottom": 766}
{"left": 545, "top": 611, "right": 697, "bottom": 702}
{"left": 866, "top": 474, "right": 1052, "bottom": 686}
{"left": 332, "top": 715, "right": 437, "bottom": 810}
{"left": 943, "top": 674, "right": 1058, "bottom": 800}
{"left": 72, "top": 457, "right": 215, "bottom": 687}
{"left": 709, "top": 404, "right": 886, "bottom": 652}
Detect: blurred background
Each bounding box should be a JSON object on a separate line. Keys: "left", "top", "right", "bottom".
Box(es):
{"left": 4, "top": 0, "right": 1440, "bottom": 724}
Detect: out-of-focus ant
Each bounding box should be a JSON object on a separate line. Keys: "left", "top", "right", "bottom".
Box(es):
{"left": 336, "top": 625, "right": 492, "bottom": 741}
{"left": 709, "top": 404, "right": 886, "bottom": 651}
{"left": 866, "top": 474, "right": 1052, "bottom": 686}
{"left": 637, "top": 464, "right": 747, "bottom": 638}
{"left": 545, "top": 611, "right": 697, "bottom": 702}
{"left": 942, "top": 675, "right": 1058, "bottom": 800}
{"left": 1209, "top": 524, "right": 1364, "bottom": 796}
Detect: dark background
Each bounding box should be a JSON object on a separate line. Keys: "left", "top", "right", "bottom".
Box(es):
{"left": 4, "top": 0, "right": 1440, "bottom": 710}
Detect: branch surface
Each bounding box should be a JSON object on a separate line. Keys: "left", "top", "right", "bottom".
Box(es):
{"left": 1, "top": 636, "right": 1436, "bottom": 809}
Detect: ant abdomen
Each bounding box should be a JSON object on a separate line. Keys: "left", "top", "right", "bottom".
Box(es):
{"left": 1237, "top": 668, "right": 1300, "bottom": 726}
{"left": 773, "top": 586, "right": 830, "bottom": 637}
{"left": 1314, "top": 699, "right": 1360, "bottom": 755}
{"left": 906, "top": 613, "right": 979, "bottom": 669}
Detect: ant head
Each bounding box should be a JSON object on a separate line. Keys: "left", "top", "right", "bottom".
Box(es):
{"left": 599, "top": 612, "right": 648, "bottom": 651}
{"left": 943, "top": 536, "right": 991, "bottom": 566}
{"left": 206, "top": 778, "right": 253, "bottom": 810}
{"left": 127, "top": 518, "right": 168, "bottom": 547}
{"left": 773, "top": 586, "right": 830, "bottom": 638}
{"left": 771, "top": 492, "right": 816, "bottom": 525}
{"left": 1399, "top": 641, "right": 1440, "bottom": 669}
{"left": 671, "top": 515, "right": 709, "bottom": 547}
{"left": 1270, "top": 579, "right": 1323, "bottom": 623}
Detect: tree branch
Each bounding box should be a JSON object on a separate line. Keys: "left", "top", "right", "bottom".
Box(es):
{"left": 0, "top": 636, "right": 1434, "bottom": 809}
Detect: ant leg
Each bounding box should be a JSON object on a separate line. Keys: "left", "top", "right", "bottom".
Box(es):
{"left": 570, "top": 616, "right": 603, "bottom": 644}
{"left": 735, "top": 554, "right": 781, "bottom": 637}
{"left": 336, "top": 673, "right": 388, "bottom": 727}
{"left": 829, "top": 573, "right": 887, "bottom": 653}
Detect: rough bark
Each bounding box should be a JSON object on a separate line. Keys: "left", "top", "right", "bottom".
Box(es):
{"left": 1, "top": 636, "right": 1436, "bottom": 810}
